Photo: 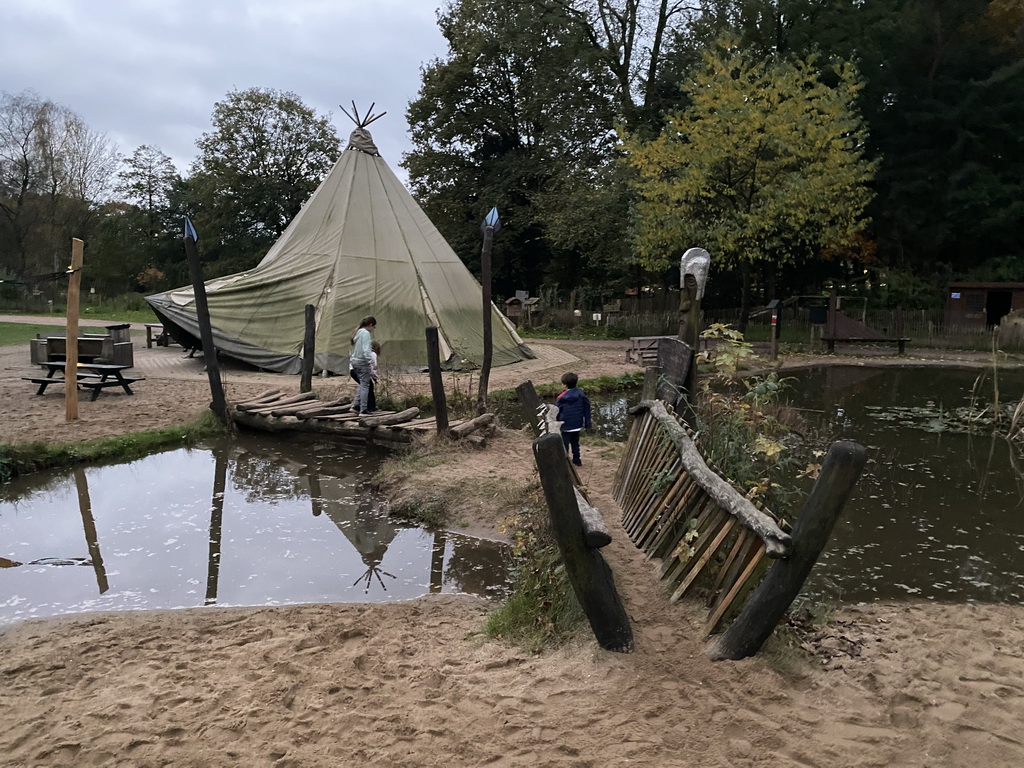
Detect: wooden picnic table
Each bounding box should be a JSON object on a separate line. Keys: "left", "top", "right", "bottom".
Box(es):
{"left": 23, "top": 362, "right": 145, "bottom": 401}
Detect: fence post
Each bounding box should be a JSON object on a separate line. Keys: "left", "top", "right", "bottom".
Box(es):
{"left": 516, "top": 380, "right": 545, "bottom": 437}
{"left": 533, "top": 433, "right": 634, "bottom": 652}
{"left": 300, "top": 304, "right": 315, "bottom": 393}
{"left": 425, "top": 326, "right": 449, "bottom": 435}
{"left": 706, "top": 440, "right": 867, "bottom": 661}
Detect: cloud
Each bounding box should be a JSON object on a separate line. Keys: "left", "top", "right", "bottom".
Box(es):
{"left": 0, "top": 0, "right": 446, "bottom": 183}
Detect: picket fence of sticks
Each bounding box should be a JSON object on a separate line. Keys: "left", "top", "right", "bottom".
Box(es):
{"left": 613, "top": 399, "right": 793, "bottom": 637}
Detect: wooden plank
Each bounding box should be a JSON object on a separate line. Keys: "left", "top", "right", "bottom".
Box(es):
{"left": 703, "top": 543, "right": 767, "bottom": 637}
{"left": 670, "top": 516, "right": 736, "bottom": 603}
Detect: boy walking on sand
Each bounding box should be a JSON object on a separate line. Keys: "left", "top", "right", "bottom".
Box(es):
{"left": 556, "top": 372, "right": 592, "bottom": 466}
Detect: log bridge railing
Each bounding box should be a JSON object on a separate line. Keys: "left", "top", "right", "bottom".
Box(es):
{"left": 615, "top": 399, "right": 791, "bottom": 638}
{"left": 517, "top": 380, "right": 633, "bottom": 652}
{"left": 614, "top": 398, "right": 866, "bottom": 660}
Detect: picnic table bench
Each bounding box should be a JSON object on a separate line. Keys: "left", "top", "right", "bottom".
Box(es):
{"left": 821, "top": 336, "right": 910, "bottom": 355}
{"left": 144, "top": 322, "right": 170, "bottom": 348}
{"left": 23, "top": 362, "right": 145, "bottom": 401}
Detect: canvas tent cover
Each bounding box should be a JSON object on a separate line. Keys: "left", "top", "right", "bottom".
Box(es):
{"left": 146, "top": 126, "right": 533, "bottom": 374}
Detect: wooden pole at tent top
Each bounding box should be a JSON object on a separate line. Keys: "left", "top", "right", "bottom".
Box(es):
{"left": 64, "top": 238, "right": 85, "bottom": 421}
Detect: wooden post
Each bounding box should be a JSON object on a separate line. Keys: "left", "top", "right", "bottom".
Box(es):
{"left": 64, "top": 238, "right": 84, "bottom": 421}
{"left": 515, "top": 380, "right": 544, "bottom": 437}
{"left": 826, "top": 287, "right": 838, "bottom": 350}
{"left": 707, "top": 440, "right": 867, "bottom": 661}
{"left": 183, "top": 222, "right": 228, "bottom": 424}
{"left": 641, "top": 365, "right": 661, "bottom": 401}
{"left": 300, "top": 304, "right": 316, "bottom": 393}
{"left": 426, "top": 326, "right": 449, "bottom": 435}
{"left": 533, "top": 433, "right": 634, "bottom": 652}
{"left": 477, "top": 209, "right": 498, "bottom": 415}
{"left": 770, "top": 307, "right": 779, "bottom": 361}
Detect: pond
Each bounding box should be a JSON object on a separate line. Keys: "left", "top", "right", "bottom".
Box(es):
{"left": 786, "top": 365, "right": 1024, "bottom": 604}
{"left": 0, "top": 433, "right": 510, "bottom": 626}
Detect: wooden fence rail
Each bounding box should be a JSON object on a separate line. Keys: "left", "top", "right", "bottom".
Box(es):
{"left": 613, "top": 400, "right": 793, "bottom": 637}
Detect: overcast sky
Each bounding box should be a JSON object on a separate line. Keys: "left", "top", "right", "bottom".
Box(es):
{"left": 0, "top": 0, "right": 449, "bottom": 186}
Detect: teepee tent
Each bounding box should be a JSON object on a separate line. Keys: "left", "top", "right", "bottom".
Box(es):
{"left": 146, "top": 113, "right": 533, "bottom": 374}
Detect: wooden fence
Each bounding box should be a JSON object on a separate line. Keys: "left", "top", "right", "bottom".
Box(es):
{"left": 613, "top": 399, "right": 792, "bottom": 637}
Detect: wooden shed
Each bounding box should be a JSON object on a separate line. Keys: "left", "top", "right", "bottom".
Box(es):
{"left": 505, "top": 296, "right": 541, "bottom": 326}
{"left": 945, "top": 282, "right": 1024, "bottom": 329}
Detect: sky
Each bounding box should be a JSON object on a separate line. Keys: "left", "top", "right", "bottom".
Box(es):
{"left": 0, "top": 0, "right": 450, "bottom": 186}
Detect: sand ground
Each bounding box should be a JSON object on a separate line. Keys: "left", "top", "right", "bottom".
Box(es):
{"left": 2, "top": 322, "right": 1024, "bottom": 767}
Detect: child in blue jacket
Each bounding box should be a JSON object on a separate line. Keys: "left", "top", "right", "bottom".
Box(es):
{"left": 556, "top": 372, "right": 592, "bottom": 466}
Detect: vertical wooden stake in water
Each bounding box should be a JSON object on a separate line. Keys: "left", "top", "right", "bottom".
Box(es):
{"left": 477, "top": 207, "right": 499, "bottom": 415}
{"left": 64, "top": 238, "right": 84, "bottom": 421}
{"left": 425, "top": 326, "right": 449, "bottom": 434}
{"left": 183, "top": 224, "right": 228, "bottom": 424}
{"left": 300, "top": 304, "right": 316, "bottom": 393}
{"left": 707, "top": 440, "right": 867, "bottom": 661}
{"left": 533, "top": 433, "right": 634, "bottom": 652}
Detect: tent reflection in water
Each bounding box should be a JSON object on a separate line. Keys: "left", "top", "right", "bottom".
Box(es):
{"left": 146, "top": 110, "right": 533, "bottom": 374}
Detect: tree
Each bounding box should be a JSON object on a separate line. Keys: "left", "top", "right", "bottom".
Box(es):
{"left": 0, "top": 89, "right": 118, "bottom": 280}
{"left": 404, "top": 0, "right": 625, "bottom": 298}
{"left": 116, "top": 145, "right": 180, "bottom": 239}
{"left": 187, "top": 87, "right": 339, "bottom": 275}
{"left": 624, "top": 40, "right": 877, "bottom": 324}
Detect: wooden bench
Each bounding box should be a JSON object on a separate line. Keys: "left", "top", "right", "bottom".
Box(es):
{"left": 821, "top": 337, "right": 910, "bottom": 355}
{"left": 144, "top": 323, "right": 169, "bottom": 348}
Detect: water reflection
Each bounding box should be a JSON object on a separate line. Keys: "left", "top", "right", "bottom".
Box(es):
{"left": 787, "top": 366, "right": 1024, "bottom": 603}
{"left": 496, "top": 392, "right": 634, "bottom": 440}
{"left": 0, "top": 434, "right": 510, "bottom": 626}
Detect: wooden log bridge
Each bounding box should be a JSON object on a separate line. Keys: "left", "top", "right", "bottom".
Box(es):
{"left": 230, "top": 390, "right": 496, "bottom": 450}
{"left": 613, "top": 399, "right": 793, "bottom": 638}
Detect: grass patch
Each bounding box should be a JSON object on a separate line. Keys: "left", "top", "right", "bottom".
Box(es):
{"left": 0, "top": 411, "right": 226, "bottom": 481}
{"left": 484, "top": 503, "right": 586, "bottom": 653}
{"left": 490, "top": 371, "right": 643, "bottom": 403}
{"left": 0, "top": 322, "right": 64, "bottom": 347}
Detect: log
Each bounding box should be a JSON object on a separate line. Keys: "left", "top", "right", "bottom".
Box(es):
{"left": 359, "top": 407, "right": 420, "bottom": 427}
{"left": 233, "top": 410, "right": 414, "bottom": 447}
{"left": 629, "top": 399, "right": 792, "bottom": 558}
{"left": 464, "top": 435, "right": 487, "bottom": 449}
{"left": 450, "top": 412, "right": 494, "bottom": 439}
{"left": 271, "top": 399, "right": 345, "bottom": 418}
{"left": 241, "top": 391, "right": 317, "bottom": 414}
{"left": 574, "top": 488, "right": 611, "bottom": 548}
{"left": 707, "top": 440, "right": 867, "bottom": 661}
{"left": 296, "top": 402, "right": 355, "bottom": 420}
{"left": 533, "top": 433, "right": 634, "bottom": 652}
{"left": 234, "top": 389, "right": 286, "bottom": 409}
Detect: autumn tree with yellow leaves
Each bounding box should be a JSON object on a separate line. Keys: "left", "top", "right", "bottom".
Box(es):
{"left": 624, "top": 40, "right": 878, "bottom": 325}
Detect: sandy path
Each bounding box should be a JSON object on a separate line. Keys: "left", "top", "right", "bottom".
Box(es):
{"left": 2, "top": 325, "right": 1024, "bottom": 766}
